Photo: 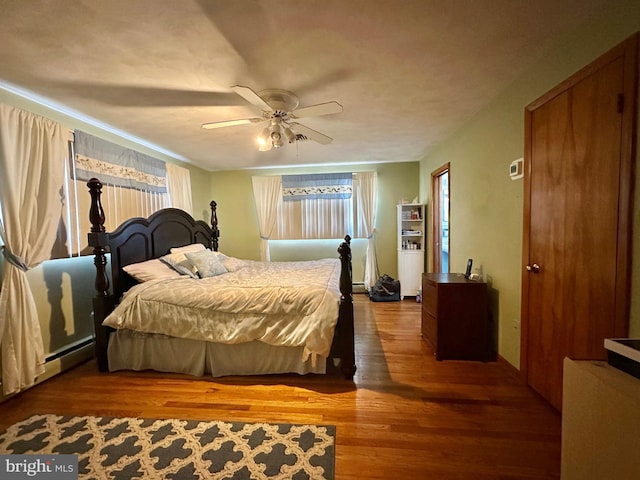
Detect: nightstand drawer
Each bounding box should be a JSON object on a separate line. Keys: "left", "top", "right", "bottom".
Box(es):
{"left": 422, "top": 279, "right": 437, "bottom": 316}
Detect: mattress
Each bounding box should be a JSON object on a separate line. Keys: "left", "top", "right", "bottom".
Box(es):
{"left": 103, "top": 258, "right": 342, "bottom": 361}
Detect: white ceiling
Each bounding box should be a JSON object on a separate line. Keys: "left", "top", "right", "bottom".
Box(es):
{"left": 0, "top": 0, "right": 605, "bottom": 171}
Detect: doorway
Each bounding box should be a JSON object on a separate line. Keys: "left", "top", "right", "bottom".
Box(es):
{"left": 431, "top": 164, "right": 450, "bottom": 273}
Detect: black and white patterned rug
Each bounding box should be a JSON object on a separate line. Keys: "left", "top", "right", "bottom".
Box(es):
{"left": 0, "top": 414, "right": 335, "bottom": 479}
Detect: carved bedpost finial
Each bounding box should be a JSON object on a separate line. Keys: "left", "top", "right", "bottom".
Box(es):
{"left": 210, "top": 200, "right": 220, "bottom": 252}
{"left": 87, "top": 178, "right": 105, "bottom": 233}
{"left": 87, "top": 178, "right": 109, "bottom": 298}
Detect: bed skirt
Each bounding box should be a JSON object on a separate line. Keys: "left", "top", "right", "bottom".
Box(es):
{"left": 107, "top": 330, "right": 327, "bottom": 377}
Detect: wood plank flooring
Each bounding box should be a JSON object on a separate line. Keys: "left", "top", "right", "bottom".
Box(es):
{"left": 0, "top": 295, "right": 561, "bottom": 479}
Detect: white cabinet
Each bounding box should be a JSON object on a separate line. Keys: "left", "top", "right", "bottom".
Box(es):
{"left": 561, "top": 358, "right": 640, "bottom": 480}
{"left": 397, "top": 204, "right": 425, "bottom": 299}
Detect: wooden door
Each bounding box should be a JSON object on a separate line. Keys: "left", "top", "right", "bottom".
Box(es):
{"left": 521, "top": 35, "right": 637, "bottom": 411}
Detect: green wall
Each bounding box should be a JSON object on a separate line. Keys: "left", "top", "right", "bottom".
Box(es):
{"left": 419, "top": 1, "right": 640, "bottom": 368}
{"left": 207, "top": 162, "right": 420, "bottom": 282}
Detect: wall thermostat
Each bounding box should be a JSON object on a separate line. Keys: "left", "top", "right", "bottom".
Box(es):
{"left": 510, "top": 158, "right": 524, "bottom": 180}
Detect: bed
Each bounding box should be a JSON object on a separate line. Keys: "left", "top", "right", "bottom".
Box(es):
{"left": 86, "top": 178, "right": 356, "bottom": 379}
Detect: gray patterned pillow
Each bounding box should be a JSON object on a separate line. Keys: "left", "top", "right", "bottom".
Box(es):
{"left": 159, "top": 252, "right": 198, "bottom": 278}
{"left": 186, "top": 250, "right": 228, "bottom": 278}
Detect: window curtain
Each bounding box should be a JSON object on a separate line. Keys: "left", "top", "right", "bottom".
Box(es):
{"left": 73, "top": 131, "right": 167, "bottom": 192}
{"left": 0, "top": 104, "right": 67, "bottom": 395}
{"left": 277, "top": 196, "right": 352, "bottom": 239}
{"left": 282, "top": 173, "right": 352, "bottom": 200}
{"left": 67, "top": 131, "right": 170, "bottom": 254}
{"left": 277, "top": 173, "right": 353, "bottom": 240}
{"left": 354, "top": 172, "right": 379, "bottom": 289}
{"left": 166, "top": 162, "right": 193, "bottom": 215}
{"left": 251, "top": 176, "right": 282, "bottom": 261}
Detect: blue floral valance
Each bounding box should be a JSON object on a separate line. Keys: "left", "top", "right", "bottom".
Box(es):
{"left": 74, "top": 131, "right": 167, "bottom": 193}
{"left": 282, "top": 173, "right": 352, "bottom": 201}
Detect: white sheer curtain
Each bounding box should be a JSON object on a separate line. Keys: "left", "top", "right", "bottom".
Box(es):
{"left": 166, "top": 162, "right": 193, "bottom": 215}
{"left": 251, "top": 176, "right": 282, "bottom": 261}
{"left": 277, "top": 197, "right": 351, "bottom": 239}
{"left": 67, "top": 179, "right": 170, "bottom": 255}
{"left": 0, "top": 104, "right": 67, "bottom": 395}
{"left": 354, "top": 172, "right": 378, "bottom": 289}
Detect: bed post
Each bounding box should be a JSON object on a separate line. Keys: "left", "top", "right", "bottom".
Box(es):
{"left": 210, "top": 200, "right": 219, "bottom": 252}
{"left": 337, "top": 235, "right": 356, "bottom": 379}
{"left": 87, "top": 178, "right": 114, "bottom": 372}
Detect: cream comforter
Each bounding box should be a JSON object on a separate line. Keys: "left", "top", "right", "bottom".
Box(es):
{"left": 103, "top": 258, "right": 342, "bottom": 359}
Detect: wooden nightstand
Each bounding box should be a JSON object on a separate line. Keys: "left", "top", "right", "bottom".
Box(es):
{"left": 422, "top": 273, "right": 491, "bottom": 361}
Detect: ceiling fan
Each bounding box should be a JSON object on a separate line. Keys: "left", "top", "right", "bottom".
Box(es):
{"left": 201, "top": 85, "right": 343, "bottom": 151}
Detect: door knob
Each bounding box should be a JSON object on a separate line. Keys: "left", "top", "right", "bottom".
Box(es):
{"left": 526, "top": 263, "right": 540, "bottom": 273}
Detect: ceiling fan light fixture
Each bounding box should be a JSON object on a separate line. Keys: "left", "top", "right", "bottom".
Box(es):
{"left": 269, "top": 120, "right": 284, "bottom": 148}
{"left": 203, "top": 86, "right": 342, "bottom": 151}
{"left": 271, "top": 131, "right": 284, "bottom": 148}
{"left": 283, "top": 127, "right": 296, "bottom": 144}
{"left": 257, "top": 127, "right": 270, "bottom": 146}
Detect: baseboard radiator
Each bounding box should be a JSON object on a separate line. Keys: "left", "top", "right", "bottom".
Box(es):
{"left": 352, "top": 282, "right": 368, "bottom": 294}
{"left": 0, "top": 337, "right": 94, "bottom": 404}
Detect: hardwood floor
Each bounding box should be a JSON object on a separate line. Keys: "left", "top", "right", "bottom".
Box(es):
{"left": 0, "top": 295, "right": 561, "bottom": 479}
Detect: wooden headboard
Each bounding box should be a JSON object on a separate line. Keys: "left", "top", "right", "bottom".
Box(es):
{"left": 86, "top": 177, "right": 219, "bottom": 370}
{"left": 102, "top": 207, "right": 217, "bottom": 301}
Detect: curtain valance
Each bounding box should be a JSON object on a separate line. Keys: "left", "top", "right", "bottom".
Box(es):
{"left": 282, "top": 173, "right": 352, "bottom": 201}
{"left": 74, "top": 131, "right": 167, "bottom": 193}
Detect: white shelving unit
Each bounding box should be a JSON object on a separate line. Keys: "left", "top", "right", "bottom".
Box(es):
{"left": 397, "top": 203, "right": 425, "bottom": 299}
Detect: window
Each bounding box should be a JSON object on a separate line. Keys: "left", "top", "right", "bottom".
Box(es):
{"left": 273, "top": 172, "right": 372, "bottom": 240}
{"left": 53, "top": 131, "right": 190, "bottom": 257}
{"left": 276, "top": 196, "right": 352, "bottom": 239}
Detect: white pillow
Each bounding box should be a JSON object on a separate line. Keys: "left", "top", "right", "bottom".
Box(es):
{"left": 170, "top": 243, "right": 206, "bottom": 254}
{"left": 160, "top": 252, "right": 198, "bottom": 278}
{"left": 123, "top": 259, "right": 182, "bottom": 282}
{"left": 186, "top": 250, "right": 228, "bottom": 278}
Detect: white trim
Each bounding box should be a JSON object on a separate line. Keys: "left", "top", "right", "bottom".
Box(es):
{"left": 0, "top": 81, "right": 188, "bottom": 162}
{"left": 0, "top": 341, "right": 94, "bottom": 404}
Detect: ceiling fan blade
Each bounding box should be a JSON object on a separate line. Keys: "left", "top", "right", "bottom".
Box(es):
{"left": 201, "top": 117, "right": 263, "bottom": 129}
{"left": 231, "top": 85, "right": 273, "bottom": 112}
{"left": 290, "top": 122, "right": 334, "bottom": 145}
{"left": 292, "top": 101, "right": 343, "bottom": 118}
